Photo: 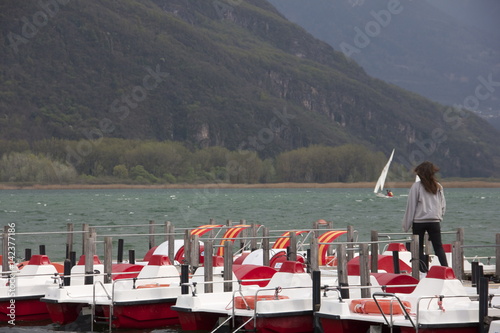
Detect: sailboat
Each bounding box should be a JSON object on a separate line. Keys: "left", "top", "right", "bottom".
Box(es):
{"left": 373, "top": 148, "right": 395, "bottom": 198}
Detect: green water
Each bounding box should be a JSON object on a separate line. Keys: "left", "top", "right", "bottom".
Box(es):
{"left": 0, "top": 187, "right": 498, "bottom": 261}
{"left": 0, "top": 187, "right": 498, "bottom": 332}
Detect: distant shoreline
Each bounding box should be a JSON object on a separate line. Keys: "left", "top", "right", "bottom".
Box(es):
{"left": 1, "top": 181, "right": 499, "bottom": 190}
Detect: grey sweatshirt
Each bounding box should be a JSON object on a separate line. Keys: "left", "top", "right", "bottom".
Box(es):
{"left": 402, "top": 181, "right": 446, "bottom": 232}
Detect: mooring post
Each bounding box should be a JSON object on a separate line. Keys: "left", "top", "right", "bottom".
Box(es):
{"left": 223, "top": 241, "right": 233, "bottom": 292}
{"left": 2, "top": 226, "right": 9, "bottom": 276}
{"left": 82, "top": 223, "right": 89, "bottom": 256}
{"left": 25, "top": 248, "right": 32, "bottom": 261}
{"left": 164, "top": 221, "right": 171, "bottom": 241}
{"left": 84, "top": 235, "right": 95, "bottom": 285}
{"left": 39, "top": 244, "right": 46, "bottom": 255}
{"left": 337, "top": 243, "right": 349, "bottom": 299}
{"left": 191, "top": 234, "right": 200, "bottom": 272}
{"left": 117, "top": 238, "right": 124, "bottom": 264}
{"left": 288, "top": 232, "right": 296, "bottom": 262}
{"left": 456, "top": 228, "right": 465, "bottom": 279}
{"left": 209, "top": 218, "right": 216, "bottom": 239}
{"left": 346, "top": 225, "right": 354, "bottom": 262}
{"left": 262, "top": 227, "right": 270, "bottom": 266}
{"left": 359, "top": 243, "right": 371, "bottom": 298}
{"left": 310, "top": 236, "right": 319, "bottom": 272}
{"left": 70, "top": 251, "right": 76, "bottom": 267}
{"left": 411, "top": 235, "right": 419, "bottom": 280}
{"left": 129, "top": 249, "right": 135, "bottom": 264}
{"left": 184, "top": 229, "right": 191, "bottom": 266}
{"left": 479, "top": 276, "right": 489, "bottom": 333}
{"left": 239, "top": 219, "right": 246, "bottom": 251}
{"left": 167, "top": 223, "right": 175, "bottom": 263}
{"left": 149, "top": 220, "right": 155, "bottom": 249}
{"left": 312, "top": 270, "right": 321, "bottom": 313}
{"left": 181, "top": 264, "right": 189, "bottom": 295}
{"left": 204, "top": 240, "right": 214, "bottom": 294}
{"left": 63, "top": 258, "right": 71, "bottom": 286}
{"left": 66, "top": 223, "right": 74, "bottom": 259}
{"left": 370, "top": 230, "right": 379, "bottom": 273}
{"left": 251, "top": 223, "right": 258, "bottom": 251}
{"left": 496, "top": 233, "right": 500, "bottom": 280}
{"left": 452, "top": 240, "right": 464, "bottom": 281}
{"left": 104, "top": 236, "right": 112, "bottom": 284}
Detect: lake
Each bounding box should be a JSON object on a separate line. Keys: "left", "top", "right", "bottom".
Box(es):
{"left": 0, "top": 187, "right": 498, "bottom": 332}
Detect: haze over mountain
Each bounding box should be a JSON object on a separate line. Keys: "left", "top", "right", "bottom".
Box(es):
{"left": 267, "top": 0, "right": 500, "bottom": 129}
{"left": 0, "top": 0, "right": 499, "bottom": 178}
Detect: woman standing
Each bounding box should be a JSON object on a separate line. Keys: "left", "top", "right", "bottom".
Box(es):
{"left": 403, "top": 161, "right": 448, "bottom": 273}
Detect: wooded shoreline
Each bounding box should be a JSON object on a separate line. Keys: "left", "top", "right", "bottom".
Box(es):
{"left": 1, "top": 180, "right": 499, "bottom": 190}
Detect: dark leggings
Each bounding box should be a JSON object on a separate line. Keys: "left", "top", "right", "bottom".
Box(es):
{"left": 412, "top": 222, "right": 448, "bottom": 273}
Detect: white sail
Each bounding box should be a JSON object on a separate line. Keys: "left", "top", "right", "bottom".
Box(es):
{"left": 374, "top": 149, "right": 395, "bottom": 194}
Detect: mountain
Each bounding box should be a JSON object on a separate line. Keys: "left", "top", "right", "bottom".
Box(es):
{"left": 0, "top": 0, "right": 499, "bottom": 177}
{"left": 267, "top": 0, "right": 500, "bottom": 129}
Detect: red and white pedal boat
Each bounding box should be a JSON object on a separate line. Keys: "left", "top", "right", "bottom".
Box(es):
{"left": 173, "top": 260, "right": 404, "bottom": 333}
{"left": 316, "top": 265, "right": 500, "bottom": 333}
{"left": 42, "top": 254, "right": 181, "bottom": 329}
{"left": 0, "top": 255, "right": 63, "bottom": 323}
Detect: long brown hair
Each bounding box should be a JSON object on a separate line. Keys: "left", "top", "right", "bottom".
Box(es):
{"left": 415, "top": 161, "right": 440, "bottom": 194}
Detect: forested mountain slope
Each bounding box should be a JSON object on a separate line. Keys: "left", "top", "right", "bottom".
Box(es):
{"left": 0, "top": 0, "right": 499, "bottom": 177}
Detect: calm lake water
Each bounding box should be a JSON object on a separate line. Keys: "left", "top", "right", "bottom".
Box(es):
{"left": 0, "top": 187, "right": 498, "bottom": 332}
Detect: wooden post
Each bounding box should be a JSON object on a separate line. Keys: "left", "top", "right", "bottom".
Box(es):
{"left": 223, "top": 241, "right": 233, "bottom": 292}
{"left": 84, "top": 235, "right": 95, "bottom": 285}
{"left": 337, "top": 243, "right": 349, "bottom": 299}
{"left": 209, "top": 218, "right": 216, "bottom": 239}
{"left": 371, "top": 230, "right": 379, "bottom": 273}
{"left": 310, "top": 236, "right": 319, "bottom": 272}
{"left": 66, "top": 223, "right": 74, "bottom": 259}
{"left": 90, "top": 228, "right": 97, "bottom": 257}
{"left": 410, "top": 235, "right": 419, "bottom": 280}
{"left": 149, "top": 220, "right": 155, "bottom": 249}
{"left": 289, "top": 232, "right": 297, "bottom": 261}
{"left": 359, "top": 244, "right": 371, "bottom": 298}
{"left": 164, "top": 221, "right": 171, "bottom": 241}
{"left": 251, "top": 223, "right": 258, "bottom": 251}
{"left": 39, "top": 244, "right": 46, "bottom": 255}
{"left": 455, "top": 228, "right": 465, "bottom": 281}
{"left": 262, "top": 227, "right": 270, "bottom": 266}
{"left": 496, "top": 233, "right": 500, "bottom": 279}
{"left": 183, "top": 229, "right": 191, "bottom": 265}
{"left": 82, "top": 223, "right": 89, "bottom": 256}
{"left": 104, "top": 237, "right": 112, "bottom": 284}
{"left": 2, "top": 226, "right": 9, "bottom": 275}
{"left": 312, "top": 220, "right": 320, "bottom": 238}
{"left": 191, "top": 234, "right": 200, "bottom": 272}
{"left": 226, "top": 219, "right": 232, "bottom": 227}
{"left": 452, "top": 241, "right": 464, "bottom": 281}
{"left": 239, "top": 223, "right": 246, "bottom": 251}
{"left": 168, "top": 223, "right": 175, "bottom": 263}
{"left": 327, "top": 222, "right": 334, "bottom": 256}
{"left": 204, "top": 240, "right": 214, "bottom": 293}
{"left": 346, "top": 225, "right": 355, "bottom": 262}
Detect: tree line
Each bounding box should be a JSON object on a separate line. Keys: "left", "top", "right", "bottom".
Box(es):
{"left": 0, "top": 139, "right": 390, "bottom": 184}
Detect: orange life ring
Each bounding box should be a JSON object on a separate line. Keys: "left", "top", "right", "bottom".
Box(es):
{"left": 349, "top": 299, "right": 411, "bottom": 315}
{"left": 234, "top": 295, "right": 289, "bottom": 309}
{"left": 137, "top": 283, "right": 170, "bottom": 289}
